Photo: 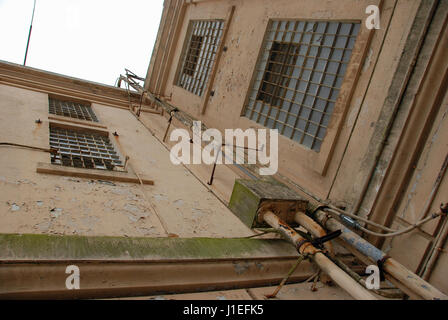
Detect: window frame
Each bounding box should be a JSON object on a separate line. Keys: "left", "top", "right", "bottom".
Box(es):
{"left": 241, "top": 18, "right": 373, "bottom": 175}
{"left": 174, "top": 19, "right": 224, "bottom": 97}
{"left": 48, "top": 94, "right": 100, "bottom": 123}
{"left": 48, "top": 122, "right": 124, "bottom": 172}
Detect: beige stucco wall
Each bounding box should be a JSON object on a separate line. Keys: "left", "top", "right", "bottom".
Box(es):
{"left": 145, "top": 0, "right": 448, "bottom": 294}
{"left": 0, "top": 83, "right": 253, "bottom": 238}
{"left": 153, "top": 0, "right": 417, "bottom": 202}
{"left": 1, "top": 0, "right": 446, "bottom": 296}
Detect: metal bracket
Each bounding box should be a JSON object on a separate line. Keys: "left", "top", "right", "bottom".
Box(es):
{"left": 311, "top": 230, "right": 342, "bottom": 250}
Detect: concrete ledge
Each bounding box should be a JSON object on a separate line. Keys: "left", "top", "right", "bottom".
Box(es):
{"left": 48, "top": 115, "right": 108, "bottom": 130}
{"left": 36, "top": 162, "right": 154, "bottom": 185}
{"left": 0, "top": 233, "right": 298, "bottom": 262}
{"left": 0, "top": 60, "right": 141, "bottom": 109}
{"left": 0, "top": 234, "right": 314, "bottom": 299}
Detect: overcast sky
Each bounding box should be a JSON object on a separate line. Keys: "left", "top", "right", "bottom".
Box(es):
{"left": 0, "top": 0, "right": 164, "bottom": 86}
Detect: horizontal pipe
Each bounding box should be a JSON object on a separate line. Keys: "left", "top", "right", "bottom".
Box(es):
{"left": 262, "top": 211, "right": 377, "bottom": 300}
{"left": 314, "top": 210, "right": 448, "bottom": 300}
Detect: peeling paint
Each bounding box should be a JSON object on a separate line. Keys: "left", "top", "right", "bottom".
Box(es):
{"left": 50, "top": 208, "right": 63, "bottom": 218}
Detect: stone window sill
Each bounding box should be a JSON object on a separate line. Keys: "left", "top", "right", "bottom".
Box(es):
{"left": 36, "top": 162, "right": 154, "bottom": 185}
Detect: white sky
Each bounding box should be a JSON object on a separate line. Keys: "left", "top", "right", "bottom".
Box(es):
{"left": 0, "top": 0, "right": 164, "bottom": 86}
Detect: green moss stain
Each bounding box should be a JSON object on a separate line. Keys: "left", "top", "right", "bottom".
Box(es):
{"left": 228, "top": 179, "right": 307, "bottom": 228}
{"left": 0, "top": 233, "right": 296, "bottom": 260}
{"left": 229, "top": 180, "right": 260, "bottom": 228}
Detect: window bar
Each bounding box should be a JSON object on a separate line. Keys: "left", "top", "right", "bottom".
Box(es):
{"left": 263, "top": 22, "right": 297, "bottom": 128}
{"left": 297, "top": 21, "right": 333, "bottom": 146}
{"left": 48, "top": 97, "right": 98, "bottom": 122}
{"left": 284, "top": 21, "right": 315, "bottom": 140}
{"left": 49, "top": 127, "right": 121, "bottom": 171}
{"left": 278, "top": 21, "right": 307, "bottom": 137}
{"left": 245, "top": 20, "right": 359, "bottom": 151}
{"left": 311, "top": 22, "right": 352, "bottom": 150}
{"left": 178, "top": 20, "right": 223, "bottom": 96}
{"left": 194, "top": 21, "right": 213, "bottom": 95}
{"left": 254, "top": 21, "right": 285, "bottom": 124}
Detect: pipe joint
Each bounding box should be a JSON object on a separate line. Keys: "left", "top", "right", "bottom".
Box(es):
{"left": 295, "top": 239, "right": 311, "bottom": 253}
{"left": 340, "top": 214, "right": 362, "bottom": 230}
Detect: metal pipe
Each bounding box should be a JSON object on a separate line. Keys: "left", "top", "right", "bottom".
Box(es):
{"left": 0, "top": 142, "right": 57, "bottom": 154}
{"left": 314, "top": 209, "right": 448, "bottom": 300}
{"left": 262, "top": 211, "right": 377, "bottom": 300}
{"left": 422, "top": 204, "right": 448, "bottom": 280}
{"left": 294, "top": 212, "right": 334, "bottom": 256}
{"left": 295, "top": 211, "right": 403, "bottom": 298}
{"left": 326, "top": 207, "right": 396, "bottom": 232}
{"left": 418, "top": 154, "right": 448, "bottom": 221}
{"left": 326, "top": 207, "right": 442, "bottom": 238}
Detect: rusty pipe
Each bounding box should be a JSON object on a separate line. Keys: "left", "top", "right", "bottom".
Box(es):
{"left": 314, "top": 209, "right": 448, "bottom": 300}
{"left": 262, "top": 211, "right": 377, "bottom": 300}
{"left": 294, "top": 212, "right": 334, "bottom": 256}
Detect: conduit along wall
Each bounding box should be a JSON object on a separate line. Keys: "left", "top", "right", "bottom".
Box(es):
{"left": 228, "top": 180, "right": 377, "bottom": 300}
{"left": 228, "top": 179, "right": 448, "bottom": 300}
{"left": 312, "top": 207, "right": 448, "bottom": 300}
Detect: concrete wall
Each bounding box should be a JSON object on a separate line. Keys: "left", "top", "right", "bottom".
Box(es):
{"left": 0, "top": 0, "right": 446, "bottom": 296}
{"left": 0, "top": 81, "right": 253, "bottom": 239}
{"left": 145, "top": 0, "right": 448, "bottom": 294}
{"left": 147, "top": 0, "right": 413, "bottom": 200}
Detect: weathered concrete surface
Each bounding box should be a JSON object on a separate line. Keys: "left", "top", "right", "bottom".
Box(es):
{"left": 0, "top": 234, "right": 324, "bottom": 299}
{"left": 0, "top": 83, "right": 253, "bottom": 238}
{"left": 0, "top": 233, "right": 296, "bottom": 261}
{"left": 114, "top": 281, "right": 353, "bottom": 300}
{"left": 144, "top": 0, "right": 448, "bottom": 295}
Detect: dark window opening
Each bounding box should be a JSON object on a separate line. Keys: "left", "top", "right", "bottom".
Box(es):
{"left": 183, "top": 35, "right": 204, "bottom": 76}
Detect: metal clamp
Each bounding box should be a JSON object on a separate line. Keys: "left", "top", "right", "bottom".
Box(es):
{"left": 311, "top": 230, "right": 342, "bottom": 250}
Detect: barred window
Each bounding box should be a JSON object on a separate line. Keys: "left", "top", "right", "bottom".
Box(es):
{"left": 49, "top": 126, "right": 121, "bottom": 171}
{"left": 244, "top": 20, "right": 360, "bottom": 152}
{"left": 177, "top": 20, "right": 224, "bottom": 96}
{"left": 49, "top": 97, "right": 99, "bottom": 122}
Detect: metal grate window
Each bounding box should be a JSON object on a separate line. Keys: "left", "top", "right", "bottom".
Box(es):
{"left": 49, "top": 97, "right": 99, "bottom": 122}
{"left": 49, "top": 126, "right": 122, "bottom": 170}
{"left": 177, "top": 20, "right": 224, "bottom": 96}
{"left": 244, "top": 20, "right": 361, "bottom": 152}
